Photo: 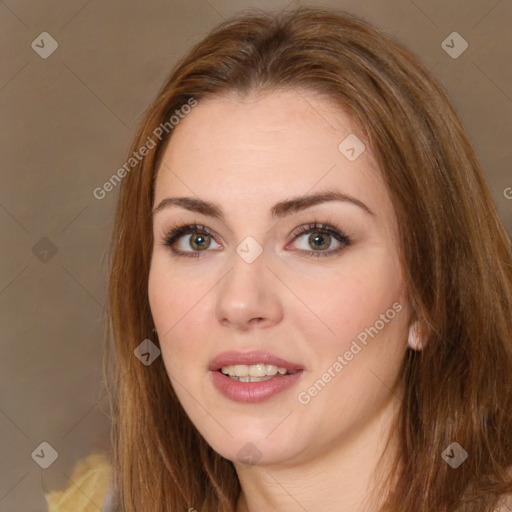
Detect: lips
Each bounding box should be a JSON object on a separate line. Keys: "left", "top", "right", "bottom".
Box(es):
{"left": 209, "top": 350, "right": 304, "bottom": 403}
{"left": 208, "top": 350, "right": 304, "bottom": 372}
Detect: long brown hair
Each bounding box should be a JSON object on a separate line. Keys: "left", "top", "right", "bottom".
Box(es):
{"left": 104, "top": 6, "right": 512, "bottom": 511}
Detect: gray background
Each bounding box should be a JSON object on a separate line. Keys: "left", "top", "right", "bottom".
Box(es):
{"left": 1, "top": 0, "right": 511, "bottom": 510}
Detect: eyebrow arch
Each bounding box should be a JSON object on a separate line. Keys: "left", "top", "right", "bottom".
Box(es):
{"left": 152, "top": 189, "right": 375, "bottom": 220}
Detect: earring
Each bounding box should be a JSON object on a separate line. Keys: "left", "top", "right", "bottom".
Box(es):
{"left": 408, "top": 321, "right": 425, "bottom": 351}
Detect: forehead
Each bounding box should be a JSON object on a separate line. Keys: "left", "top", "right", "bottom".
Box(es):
{"left": 154, "top": 89, "right": 389, "bottom": 218}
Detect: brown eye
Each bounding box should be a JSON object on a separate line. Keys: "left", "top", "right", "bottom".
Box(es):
{"left": 188, "top": 233, "right": 211, "bottom": 251}
{"left": 163, "top": 223, "right": 220, "bottom": 258}
{"left": 307, "top": 232, "right": 331, "bottom": 250}
{"left": 290, "top": 222, "right": 351, "bottom": 258}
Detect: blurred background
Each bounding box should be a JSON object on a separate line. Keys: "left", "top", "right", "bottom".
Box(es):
{"left": 1, "top": 0, "right": 511, "bottom": 510}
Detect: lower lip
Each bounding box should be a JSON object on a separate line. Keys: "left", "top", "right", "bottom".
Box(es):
{"left": 211, "top": 370, "right": 304, "bottom": 403}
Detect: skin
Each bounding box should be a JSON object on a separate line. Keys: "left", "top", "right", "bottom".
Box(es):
{"left": 148, "top": 89, "right": 413, "bottom": 512}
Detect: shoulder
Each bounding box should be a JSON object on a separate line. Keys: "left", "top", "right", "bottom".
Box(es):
{"left": 44, "top": 452, "right": 113, "bottom": 512}
{"left": 495, "top": 466, "right": 512, "bottom": 511}
{"left": 495, "top": 496, "right": 512, "bottom": 511}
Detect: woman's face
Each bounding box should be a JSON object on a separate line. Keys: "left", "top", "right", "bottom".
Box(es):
{"left": 149, "top": 89, "right": 412, "bottom": 467}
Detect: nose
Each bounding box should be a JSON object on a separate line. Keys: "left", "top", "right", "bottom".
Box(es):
{"left": 215, "top": 249, "right": 284, "bottom": 331}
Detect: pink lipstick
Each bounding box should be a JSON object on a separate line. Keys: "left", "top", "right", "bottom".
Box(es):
{"left": 209, "top": 350, "right": 304, "bottom": 403}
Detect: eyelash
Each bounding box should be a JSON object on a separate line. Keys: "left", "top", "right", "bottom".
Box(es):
{"left": 161, "top": 221, "right": 352, "bottom": 259}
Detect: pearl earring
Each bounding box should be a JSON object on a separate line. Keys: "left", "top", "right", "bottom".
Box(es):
{"left": 408, "top": 321, "right": 425, "bottom": 351}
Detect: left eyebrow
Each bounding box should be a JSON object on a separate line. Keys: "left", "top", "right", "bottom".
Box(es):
{"left": 152, "top": 188, "right": 375, "bottom": 219}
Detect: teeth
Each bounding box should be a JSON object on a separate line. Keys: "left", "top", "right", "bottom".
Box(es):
{"left": 238, "top": 376, "right": 274, "bottom": 382}
{"left": 221, "top": 363, "right": 291, "bottom": 378}
{"left": 234, "top": 365, "right": 247, "bottom": 377}
{"left": 266, "top": 364, "right": 278, "bottom": 376}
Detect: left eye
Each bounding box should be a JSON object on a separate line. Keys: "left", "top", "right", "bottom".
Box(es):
{"left": 288, "top": 223, "right": 351, "bottom": 257}
{"left": 294, "top": 231, "right": 336, "bottom": 251}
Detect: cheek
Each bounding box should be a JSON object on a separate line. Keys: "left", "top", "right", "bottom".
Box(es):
{"left": 292, "top": 250, "right": 409, "bottom": 419}
{"left": 148, "top": 258, "right": 215, "bottom": 371}
{"left": 296, "top": 254, "right": 409, "bottom": 416}
{"left": 149, "top": 256, "right": 209, "bottom": 331}
{"left": 292, "top": 249, "right": 406, "bottom": 350}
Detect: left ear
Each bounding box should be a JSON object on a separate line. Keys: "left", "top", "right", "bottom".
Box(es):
{"left": 407, "top": 320, "right": 426, "bottom": 351}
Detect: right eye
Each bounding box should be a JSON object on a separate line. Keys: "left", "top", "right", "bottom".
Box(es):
{"left": 163, "top": 223, "right": 221, "bottom": 258}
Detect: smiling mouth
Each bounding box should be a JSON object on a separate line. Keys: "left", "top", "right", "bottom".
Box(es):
{"left": 219, "top": 363, "right": 299, "bottom": 382}
{"left": 210, "top": 355, "right": 304, "bottom": 402}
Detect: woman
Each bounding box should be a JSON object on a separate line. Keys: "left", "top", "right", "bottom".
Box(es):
{"left": 49, "top": 6, "right": 512, "bottom": 512}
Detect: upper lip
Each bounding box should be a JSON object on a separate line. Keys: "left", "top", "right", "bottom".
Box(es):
{"left": 209, "top": 350, "right": 303, "bottom": 371}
